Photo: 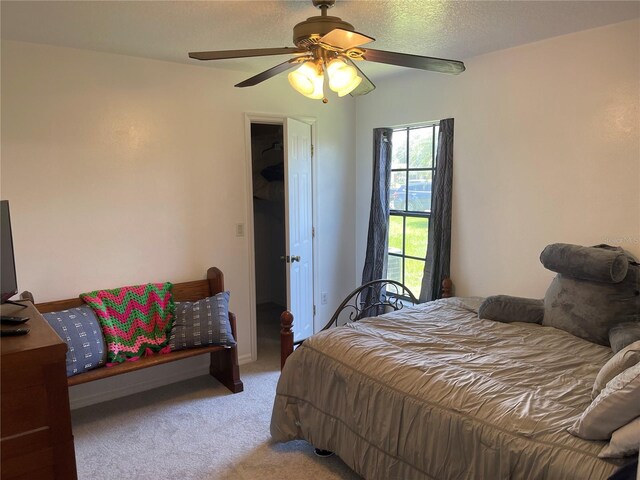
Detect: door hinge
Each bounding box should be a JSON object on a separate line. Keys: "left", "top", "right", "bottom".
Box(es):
{"left": 312, "top": 227, "right": 315, "bottom": 238}
{"left": 311, "top": 144, "right": 314, "bottom": 158}
{"left": 313, "top": 305, "right": 316, "bottom": 316}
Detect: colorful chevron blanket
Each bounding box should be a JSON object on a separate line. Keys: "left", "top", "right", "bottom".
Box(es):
{"left": 81, "top": 282, "right": 175, "bottom": 365}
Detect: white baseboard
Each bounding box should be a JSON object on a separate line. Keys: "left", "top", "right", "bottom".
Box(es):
{"left": 70, "top": 351, "right": 256, "bottom": 410}
{"left": 238, "top": 352, "right": 253, "bottom": 364}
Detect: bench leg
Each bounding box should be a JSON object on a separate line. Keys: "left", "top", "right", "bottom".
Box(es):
{"left": 209, "top": 346, "right": 243, "bottom": 393}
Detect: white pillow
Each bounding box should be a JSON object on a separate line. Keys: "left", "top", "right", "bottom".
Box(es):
{"left": 599, "top": 417, "right": 640, "bottom": 458}
{"left": 569, "top": 363, "right": 640, "bottom": 440}
{"left": 593, "top": 341, "right": 640, "bottom": 399}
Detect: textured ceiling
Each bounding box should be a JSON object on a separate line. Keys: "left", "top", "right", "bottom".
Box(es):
{"left": 2, "top": 0, "right": 639, "bottom": 79}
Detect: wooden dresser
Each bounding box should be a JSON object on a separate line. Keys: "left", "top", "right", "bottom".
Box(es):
{"left": 1, "top": 302, "right": 77, "bottom": 479}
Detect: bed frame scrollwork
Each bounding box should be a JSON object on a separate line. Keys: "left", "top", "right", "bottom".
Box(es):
{"left": 280, "top": 277, "right": 453, "bottom": 369}
{"left": 318, "top": 279, "right": 418, "bottom": 331}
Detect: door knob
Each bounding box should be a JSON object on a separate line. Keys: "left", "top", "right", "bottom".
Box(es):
{"left": 291, "top": 255, "right": 301, "bottom": 262}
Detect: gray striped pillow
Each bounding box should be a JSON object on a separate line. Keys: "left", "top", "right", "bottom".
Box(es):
{"left": 43, "top": 306, "right": 107, "bottom": 376}
{"left": 169, "top": 292, "right": 235, "bottom": 351}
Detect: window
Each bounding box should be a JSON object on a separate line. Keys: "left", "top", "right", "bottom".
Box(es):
{"left": 387, "top": 123, "right": 439, "bottom": 298}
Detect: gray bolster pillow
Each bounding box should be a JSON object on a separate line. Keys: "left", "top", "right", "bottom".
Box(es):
{"left": 609, "top": 322, "right": 640, "bottom": 353}
{"left": 478, "top": 295, "right": 544, "bottom": 324}
{"left": 540, "top": 243, "right": 629, "bottom": 283}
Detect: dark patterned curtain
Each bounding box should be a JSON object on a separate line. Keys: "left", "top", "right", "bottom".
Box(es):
{"left": 420, "top": 118, "right": 454, "bottom": 302}
{"left": 360, "top": 128, "right": 393, "bottom": 316}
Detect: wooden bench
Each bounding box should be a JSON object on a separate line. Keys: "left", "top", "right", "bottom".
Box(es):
{"left": 32, "top": 267, "right": 243, "bottom": 393}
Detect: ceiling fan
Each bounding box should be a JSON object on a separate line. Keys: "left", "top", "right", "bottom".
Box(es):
{"left": 189, "top": 0, "right": 465, "bottom": 102}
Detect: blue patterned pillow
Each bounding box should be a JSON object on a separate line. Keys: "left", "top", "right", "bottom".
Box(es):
{"left": 169, "top": 291, "right": 236, "bottom": 351}
{"left": 43, "top": 306, "right": 107, "bottom": 376}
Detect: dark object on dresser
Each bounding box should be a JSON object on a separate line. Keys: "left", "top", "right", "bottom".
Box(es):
{"left": 1, "top": 200, "right": 19, "bottom": 304}
{"left": 1, "top": 301, "right": 78, "bottom": 479}
{"left": 34, "top": 267, "right": 243, "bottom": 393}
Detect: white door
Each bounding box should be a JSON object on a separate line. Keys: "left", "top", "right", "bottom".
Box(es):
{"left": 284, "top": 118, "right": 314, "bottom": 342}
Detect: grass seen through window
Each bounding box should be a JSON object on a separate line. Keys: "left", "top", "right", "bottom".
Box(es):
{"left": 388, "top": 216, "right": 428, "bottom": 297}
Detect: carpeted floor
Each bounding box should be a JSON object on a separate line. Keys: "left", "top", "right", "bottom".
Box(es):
{"left": 72, "top": 304, "right": 360, "bottom": 480}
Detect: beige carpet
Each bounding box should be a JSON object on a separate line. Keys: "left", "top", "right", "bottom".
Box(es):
{"left": 72, "top": 304, "right": 360, "bottom": 480}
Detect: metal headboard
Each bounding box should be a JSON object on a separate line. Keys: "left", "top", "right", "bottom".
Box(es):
{"left": 320, "top": 279, "right": 418, "bottom": 331}
{"left": 291, "top": 279, "right": 418, "bottom": 347}
{"left": 281, "top": 277, "right": 452, "bottom": 368}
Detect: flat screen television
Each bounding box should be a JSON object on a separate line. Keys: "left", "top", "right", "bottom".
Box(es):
{"left": 1, "top": 200, "right": 18, "bottom": 304}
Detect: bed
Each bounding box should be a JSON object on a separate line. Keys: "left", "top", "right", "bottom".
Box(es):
{"left": 270, "top": 289, "right": 632, "bottom": 479}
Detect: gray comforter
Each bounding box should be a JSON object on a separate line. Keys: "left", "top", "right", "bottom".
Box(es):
{"left": 271, "top": 298, "right": 626, "bottom": 479}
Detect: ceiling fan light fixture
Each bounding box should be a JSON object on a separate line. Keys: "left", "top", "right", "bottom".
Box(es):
{"left": 189, "top": 0, "right": 466, "bottom": 99}
{"left": 288, "top": 61, "right": 324, "bottom": 99}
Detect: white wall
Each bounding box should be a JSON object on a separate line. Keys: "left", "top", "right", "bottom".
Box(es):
{"left": 355, "top": 20, "right": 640, "bottom": 299}
{"left": 1, "top": 40, "right": 356, "bottom": 407}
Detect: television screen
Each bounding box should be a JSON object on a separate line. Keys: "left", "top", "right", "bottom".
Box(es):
{"left": 1, "top": 200, "right": 18, "bottom": 303}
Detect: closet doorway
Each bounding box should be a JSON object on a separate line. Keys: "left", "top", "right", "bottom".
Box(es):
{"left": 251, "top": 123, "right": 287, "bottom": 359}
{"left": 248, "top": 118, "right": 315, "bottom": 361}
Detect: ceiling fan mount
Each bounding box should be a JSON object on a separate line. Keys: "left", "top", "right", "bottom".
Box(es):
{"left": 293, "top": 0, "right": 354, "bottom": 49}
{"left": 188, "top": 0, "right": 465, "bottom": 100}
{"left": 293, "top": 16, "right": 354, "bottom": 49}
{"left": 311, "top": 0, "right": 335, "bottom": 9}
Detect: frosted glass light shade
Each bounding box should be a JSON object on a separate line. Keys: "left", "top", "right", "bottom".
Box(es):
{"left": 288, "top": 61, "right": 324, "bottom": 99}
{"left": 336, "top": 75, "right": 362, "bottom": 97}
{"left": 327, "top": 58, "right": 361, "bottom": 96}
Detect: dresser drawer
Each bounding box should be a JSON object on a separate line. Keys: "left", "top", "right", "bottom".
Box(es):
{"left": 1, "top": 428, "right": 55, "bottom": 479}
{"left": 0, "top": 383, "right": 49, "bottom": 438}
{"left": 0, "top": 302, "right": 77, "bottom": 479}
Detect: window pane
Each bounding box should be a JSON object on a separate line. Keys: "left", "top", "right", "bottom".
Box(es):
{"left": 391, "top": 130, "right": 407, "bottom": 169}
{"left": 389, "top": 171, "right": 406, "bottom": 210}
{"left": 388, "top": 215, "right": 404, "bottom": 254}
{"left": 387, "top": 255, "right": 403, "bottom": 285}
{"left": 409, "top": 127, "right": 434, "bottom": 168}
{"left": 405, "top": 258, "right": 425, "bottom": 299}
{"left": 407, "top": 171, "right": 432, "bottom": 212}
{"left": 405, "top": 216, "right": 428, "bottom": 259}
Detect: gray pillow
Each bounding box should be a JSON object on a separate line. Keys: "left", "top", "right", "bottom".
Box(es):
{"left": 43, "top": 306, "right": 107, "bottom": 377}
{"left": 569, "top": 362, "right": 640, "bottom": 440}
{"left": 542, "top": 248, "right": 640, "bottom": 346}
{"left": 478, "top": 295, "right": 544, "bottom": 324}
{"left": 540, "top": 243, "right": 629, "bottom": 283}
{"left": 169, "top": 291, "right": 235, "bottom": 351}
{"left": 592, "top": 341, "right": 640, "bottom": 399}
{"left": 610, "top": 322, "right": 640, "bottom": 353}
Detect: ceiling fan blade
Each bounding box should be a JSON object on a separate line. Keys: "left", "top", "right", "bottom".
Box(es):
{"left": 344, "top": 59, "right": 376, "bottom": 97}
{"left": 235, "top": 59, "right": 299, "bottom": 88}
{"left": 363, "top": 48, "right": 465, "bottom": 75}
{"left": 319, "top": 28, "right": 375, "bottom": 51}
{"left": 189, "top": 47, "right": 305, "bottom": 61}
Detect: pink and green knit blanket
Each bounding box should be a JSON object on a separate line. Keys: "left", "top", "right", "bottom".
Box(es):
{"left": 81, "top": 282, "right": 175, "bottom": 365}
